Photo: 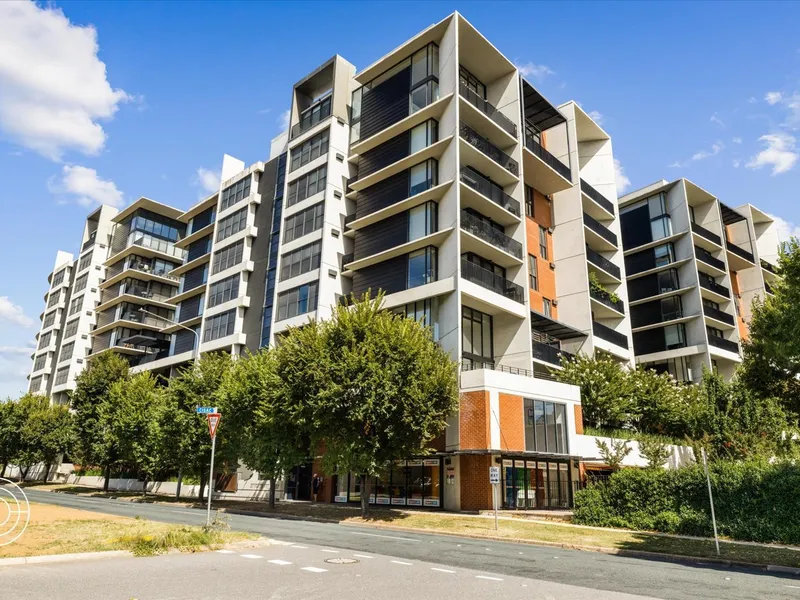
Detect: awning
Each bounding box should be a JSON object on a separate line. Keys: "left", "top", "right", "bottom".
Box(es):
{"left": 530, "top": 311, "right": 586, "bottom": 340}
{"left": 521, "top": 79, "right": 566, "bottom": 131}
{"left": 720, "top": 203, "right": 746, "bottom": 225}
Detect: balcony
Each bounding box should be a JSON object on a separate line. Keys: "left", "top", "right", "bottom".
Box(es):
{"left": 703, "top": 305, "right": 735, "bottom": 326}
{"left": 589, "top": 287, "right": 624, "bottom": 314}
{"left": 460, "top": 210, "right": 522, "bottom": 260}
{"left": 82, "top": 231, "right": 97, "bottom": 252}
{"left": 290, "top": 97, "right": 331, "bottom": 140}
{"left": 691, "top": 221, "right": 722, "bottom": 246}
{"left": 459, "top": 81, "right": 517, "bottom": 139}
{"left": 583, "top": 212, "right": 618, "bottom": 249}
{"left": 461, "top": 259, "right": 524, "bottom": 304}
{"left": 532, "top": 341, "right": 574, "bottom": 367}
{"left": 586, "top": 246, "right": 621, "bottom": 281}
{"left": 698, "top": 275, "right": 730, "bottom": 299}
{"left": 523, "top": 125, "right": 572, "bottom": 191}
{"left": 694, "top": 246, "right": 726, "bottom": 272}
{"left": 761, "top": 259, "right": 778, "bottom": 275}
{"left": 580, "top": 180, "right": 614, "bottom": 216}
{"left": 459, "top": 121, "right": 518, "bottom": 177}
{"left": 592, "top": 321, "right": 629, "bottom": 349}
{"left": 341, "top": 253, "right": 354, "bottom": 270}
{"left": 707, "top": 334, "right": 740, "bottom": 354}
{"left": 460, "top": 166, "right": 520, "bottom": 221}
{"left": 461, "top": 360, "right": 541, "bottom": 379}
{"left": 725, "top": 239, "right": 755, "bottom": 265}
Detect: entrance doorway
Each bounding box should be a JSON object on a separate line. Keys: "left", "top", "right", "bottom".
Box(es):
{"left": 287, "top": 463, "right": 312, "bottom": 500}
{"left": 500, "top": 457, "right": 572, "bottom": 509}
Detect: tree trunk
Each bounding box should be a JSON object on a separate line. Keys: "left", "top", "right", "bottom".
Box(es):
{"left": 142, "top": 475, "right": 148, "bottom": 497}
{"left": 269, "top": 477, "right": 276, "bottom": 509}
{"left": 175, "top": 468, "right": 183, "bottom": 500}
{"left": 42, "top": 462, "right": 51, "bottom": 482}
{"left": 1, "top": 463, "right": 6, "bottom": 478}
{"left": 360, "top": 474, "right": 371, "bottom": 519}
{"left": 103, "top": 464, "right": 111, "bottom": 492}
{"left": 20, "top": 465, "right": 30, "bottom": 481}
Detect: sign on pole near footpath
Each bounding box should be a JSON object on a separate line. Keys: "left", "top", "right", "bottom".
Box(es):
{"left": 489, "top": 466, "right": 500, "bottom": 530}
{"left": 205, "top": 412, "right": 221, "bottom": 526}
{"left": 196, "top": 406, "right": 216, "bottom": 414}
{"left": 207, "top": 413, "right": 221, "bottom": 439}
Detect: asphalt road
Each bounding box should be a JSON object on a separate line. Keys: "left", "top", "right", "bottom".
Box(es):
{"left": 11, "top": 488, "right": 800, "bottom": 600}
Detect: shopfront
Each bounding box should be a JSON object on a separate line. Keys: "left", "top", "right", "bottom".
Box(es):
{"left": 500, "top": 456, "right": 576, "bottom": 510}
{"left": 334, "top": 457, "right": 443, "bottom": 508}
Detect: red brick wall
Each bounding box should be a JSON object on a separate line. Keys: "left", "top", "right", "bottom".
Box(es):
{"left": 459, "top": 454, "right": 494, "bottom": 511}
{"left": 498, "top": 393, "right": 524, "bottom": 451}
{"left": 459, "top": 391, "right": 490, "bottom": 450}
{"left": 574, "top": 405, "right": 584, "bottom": 434}
{"left": 526, "top": 188, "right": 557, "bottom": 318}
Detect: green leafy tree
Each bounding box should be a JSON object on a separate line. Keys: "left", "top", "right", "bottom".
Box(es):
{"left": 629, "top": 367, "right": 688, "bottom": 438}
{"left": 595, "top": 437, "right": 631, "bottom": 470}
{"left": 276, "top": 293, "right": 459, "bottom": 517}
{"left": 32, "top": 402, "right": 74, "bottom": 481}
{"left": 0, "top": 399, "right": 22, "bottom": 478}
{"left": 637, "top": 437, "right": 672, "bottom": 469}
{"left": 218, "top": 350, "right": 307, "bottom": 508}
{"left": 70, "top": 352, "right": 129, "bottom": 490}
{"left": 13, "top": 394, "right": 51, "bottom": 480}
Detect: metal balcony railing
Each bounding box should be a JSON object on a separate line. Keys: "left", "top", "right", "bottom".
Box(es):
{"left": 725, "top": 239, "right": 755, "bottom": 263}
{"left": 707, "top": 334, "right": 740, "bottom": 354}
{"left": 290, "top": 97, "right": 332, "bottom": 139}
{"left": 461, "top": 359, "right": 536, "bottom": 379}
{"left": 698, "top": 275, "right": 730, "bottom": 298}
{"left": 459, "top": 166, "right": 520, "bottom": 217}
{"left": 129, "top": 261, "right": 179, "bottom": 281}
{"left": 524, "top": 123, "right": 571, "bottom": 181}
{"left": 761, "top": 259, "right": 777, "bottom": 274}
{"left": 459, "top": 121, "right": 519, "bottom": 176}
{"left": 691, "top": 221, "right": 722, "bottom": 246}
{"left": 694, "top": 246, "right": 726, "bottom": 271}
{"left": 131, "top": 235, "right": 185, "bottom": 260}
{"left": 592, "top": 321, "right": 629, "bottom": 349}
{"left": 580, "top": 180, "right": 614, "bottom": 215}
{"left": 458, "top": 81, "right": 517, "bottom": 138}
{"left": 532, "top": 341, "right": 574, "bottom": 366}
{"left": 703, "top": 305, "right": 735, "bottom": 326}
{"left": 460, "top": 210, "right": 522, "bottom": 259}
{"left": 583, "top": 213, "right": 618, "bottom": 247}
{"left": 589, "top": 288, "right": 625, "bottom": 314}
{"left": 461, "top": 259, "right": 524, "bottom": 303}
{"left": 586, "top": 246, "right": 621, "bottom": 280}
{"left": 82, "top": 232, "right": 97, "bottom": 252}
{"left": 341, "top": 253, "right": 354, "bottom": 270}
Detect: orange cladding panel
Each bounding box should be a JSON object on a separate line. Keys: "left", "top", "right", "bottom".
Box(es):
{"left": 498, "top": 393, "right": 525, "bottom": 451}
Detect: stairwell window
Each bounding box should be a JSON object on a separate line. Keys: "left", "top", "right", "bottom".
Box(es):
{"left": 525, "top": 186, "right": 534, "bottom": 218}
{"left": 539, "top": 226, "right": 548, "bottom": 260}
{"left": 529, "top": 255, "right": 538, "bottom": 290}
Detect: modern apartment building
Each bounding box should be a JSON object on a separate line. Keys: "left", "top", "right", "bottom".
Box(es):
{"left": 619, "top": 178, "right": 781, "bottom": 382}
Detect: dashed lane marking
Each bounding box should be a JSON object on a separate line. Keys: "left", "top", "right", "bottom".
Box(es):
{"left": 268, "top": 559, "right": 293, "bottom": 566}
{"left": 290, "top": 545, "right": 308, "bottom": 549}
{"left": 301, "top": 567, "right": 328, "bottom": 573}
{"left": 475, "top": 575, "right": 503, "bottom": 581}
{"left": 431, "top": 568, "right": 456, "bottom": 573}
{"left": 390, "top": 560, "right": 413, "bottom": 566}
{"left": 349, "top": 531, "right": 422, "bottom": 542}
{"left": 353, "top": 554, "right": 374, "bottom": 559}
{"left": 320, "top": 549, "right": 339, "bottom": 553}
{"left": 240, "top": 554, "right": 263, "bottom": 559}
{"left": 215, "top": 550, "right": 236, "bottom": 554}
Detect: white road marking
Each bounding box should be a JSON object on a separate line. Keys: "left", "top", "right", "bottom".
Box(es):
{"left": 785, "top": 585, "right": 800, "bottom": 589}
{"left": 240, "top": 554, "right": 263, "bottom": 559}
{"left": 353, "top": 553, "right": 374, "bottom": 559}
{"left": 320, "top": 549, "right": 339, "bottom": 553}
{"left": 476, "top": 575, "right": 503, "bottom": 581}
{"left": 301, "top": 567, "right": 328, "bottom": 573}
{"left": 390, "top": 560, "right": 413, "bottom": 566}
{"left": 431, "top": 567, "right": 456, "bottom": 573}
{"left": 350, "top": 531, "right": 422, "bottom": 542}
{"left": 291, "top": 545, "right": 309, "bottom": 549}
{"left": 268, "top": 559, "right": 293, "bottom": 566}
{"left": 215, "top": 550, "right": 236, "bottom": 554}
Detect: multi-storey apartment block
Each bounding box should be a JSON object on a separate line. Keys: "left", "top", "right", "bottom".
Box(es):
{"left": 619, "top": 178, "right": 781, "bottom": 382}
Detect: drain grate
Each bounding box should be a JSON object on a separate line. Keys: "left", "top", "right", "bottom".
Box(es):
{"left": 324, "top": 557, "right": 359, "bottom": 565}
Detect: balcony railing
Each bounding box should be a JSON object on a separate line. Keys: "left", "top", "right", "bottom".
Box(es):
{"left": 765, "top": 281, "right": 775, "bottom": 295}
{"left": 341, "top": 253, "right": 354, "bottom": 270}
{"left": 461, "top": 360, "right": 536, "bottom": 379}
{"left": 460, "top": 122, "right": 518, "bottom": 176}
{"left": 698, "top": 275, "right": 730, "bottom": 298}
{"left": 344, "top": 214, "right": 356, "bottom": 227}
{"left": 583, "top": 213, "right": 618, "bottom": 247}
{"left": 694, "top": 246, "right": 726, "bottom": 271}
{"left": 290, "top": 98, "right": 332, "bottom": 139}
{"left": 707, "top": 334, "right": 740, "bottom": 354}
{"left": 592, "top": 321, "right": 629, "bottom": 349}
{"left": 524, "top": 125, "right": 572, "bottom": 181}
{"left": 580, "top": 180, "right": 614, "bottom": 215}
{"left": 460, "top": 166, "right": 520, "bottom": 217}
{"left": 532, "top": 341, "right": 574, "bottom": 367}
{"left": 761, "top": 259, "right": 777, "bottom": 274}
{"left": 129, "top": 260, "right": 179, "bottom": 282}
{"left": 118, "top": 312, "right": 169, "bottom": 328}
{"left": 82, "top": 232, "right": 97, "bottom": 252}
{"left": 691, "top": 221, "right": 722, "bottom": 246}
{"left": 586, "top": 246, "right": 621, "bottom": 280}
{"left": 703, "top": 305, "right": 735, "bottom": 326}
{"left": 460, "top": 210, "right": 522, "bottom": 259}
{"left": 131, "top": 235, "right": 185, "bottom": 260}
{"left": 458, "top": 81, "right": 517, "bottom": 138}
{"left": 725, "top": 239, "right": 755, "bottom": 263}
{"left": 461, "top": 259, "right": 524, "bottom": 304}
{"left": 589, "top": 288, "right": 624, "bottom": 314}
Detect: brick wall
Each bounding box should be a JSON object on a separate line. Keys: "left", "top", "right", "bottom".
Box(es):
{"left": 526, "top": 187, "right": 557, "bottom": 318}
{"left": 729, "top": 269, "right": 749, "bottom": 341}
{"left": 574, "top": 404, "right": 584, "bottom": 434}
{"left": 459, "top": 391, "right": 490, "bottom": 450}
{"left": 459, "top": 454, "right": 494, "bottom": 511}
{"left": 498, "top": 393, "right": 524, "bottom": 451}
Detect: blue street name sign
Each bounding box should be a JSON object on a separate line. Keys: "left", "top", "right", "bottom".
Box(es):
{"left": 196, "top": 406, "right": 217, "bottom": 414}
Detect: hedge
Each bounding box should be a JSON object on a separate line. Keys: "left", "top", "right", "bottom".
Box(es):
{"left": 573, "top": 461, "right": 800, "bottom": 544}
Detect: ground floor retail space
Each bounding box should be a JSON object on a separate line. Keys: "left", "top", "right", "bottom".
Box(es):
{"left": 334, "top": 458, "right": 443, "bottom": 508}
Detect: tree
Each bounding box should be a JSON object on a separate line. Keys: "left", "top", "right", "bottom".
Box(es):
{"left": 30, "top": 402, "right": 74, "bottom": 481}
{"left": 739, "top": 238, "right": 800, "bottom": 416}
{"left": 629, "top": 367, "right": 688, "bottom": 438}
{"left": 595, "top": 437, "right": 631, "bottom": 470}
{"left": 637, "top": 437, "right": 672, "bottom": 469}
{"left": 13, "top": 394, "right": 50, "bottom": 480}
{"left": 0, "top": 399, "right": 22, "bottom": 478}
{"left": 276, "top": 293, "right": 459, "bottom": 517}
{"left": 71, "top": 352, "right": 129, "bottom": 491}
{"left": 218, "top": 350, "right": 307, "bottom": 508}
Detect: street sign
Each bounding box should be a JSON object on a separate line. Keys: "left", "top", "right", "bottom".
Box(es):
{"left": 207, "top": 413, "right": 221, "bottom": 439}
{"left": 196, "top": 406, "right": 217, "bottom": 414}
{"left": 489, "top": 466, "right": 500, "bottom": 484}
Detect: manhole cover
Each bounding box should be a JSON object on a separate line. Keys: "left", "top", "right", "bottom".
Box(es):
{"left": 324, "top": 558, "right": 359, "bottom": 565}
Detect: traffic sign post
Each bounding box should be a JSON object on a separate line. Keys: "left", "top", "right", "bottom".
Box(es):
{"left": 205, "top": 412, "right": 221, "bottom": 527}
{"left": 489, "top": 466, "right": 500, "bottom": 530}
{"left": 196, "top": 406, "right": 217, "bottom": 415}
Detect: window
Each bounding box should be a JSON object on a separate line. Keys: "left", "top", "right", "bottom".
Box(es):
{"left": 462, "top": 306, "right": 493, "bottom": 365}
{"left": 707, "top": 326, "right": 724, "bottom": 339}
{"left": 130, "top": 213, "right": 180, "bottom": 242}
{"left": 463, "top": 252, "right": 506, "bottom": 279}
{"left": 528, "top": 255, "right": 538, "bottom": 290}
{"left": 60, "top": 342, "right": 74, "bottom": 362}
{"left": 39, "top": 331, "right": 52, "bottom": 350}
{"left": 408, "top": 202, "right": 437, "bottom": 241}
{"left": 543, "top": 298, "right": 552, "bottom": 317}
{"left": 216, "top": 207, "right": 248, "bottom": 242}
{"left": 276, "top": 282, "right": 319, "bottom": 321}
{"left": 407, "top": 247, "right": 437, "bottom": 288}
{"left": 73, "top": 273, "right": 88, "bottom": 293}
{"left": 287, "top": 165, "right": 327, "bottom": 207}
{"left": 30, "top": 376, "right": 42, "bottom": 392}
{"left": 525, "top": 186, "right": 534, "bottom": 218}
{"left": 203, "top": 309, "right": 236, "bottom": 342}
{"left": 651, "top": 215, "right": 673, "bottom": 241}
{"left": 412, "top": 44, "right": 439, "bottom": 86}
{"left": 643, "top": 357, "right": 691, "bottom": 383}
{"left": 410, "top": 80, "right": 439, "bottom": 114}
{"left": 52, "top": 269, "right": 65, "bottom": 287}
{"left": 279, "top": 241, "right": 321, "bottom": 281}
{"left": 211, "top": 240, "right": 244, "bottom": 274}
{"left": 539, "top": 226, "right": 548, "bottom": 259}
{"left": 703, "top": 298, "right": 720, "bottom": 310}
{"left": 459, "top": 65, "right": 486, "bottom": 100}
{"left": 47, "top": 290, "right": 61, "bottom": 308}
{"left": 63, "top": 318, "right": 79, "bottom": 339}
{"left": 660, "top": 296, "right": 682, "bottom": 321}
{"left": 296, "top": 95, "right": 332, "bottom": 136}
{"left": 207, "top": 275, "right": 240, "bottom": 308}
{"left": 653, "top": 243, "right": 675, "bottom": 267}
{"left": 664, "top": 323, "right": 686, "bottom": 349}
{"left": 393, "top": 298, "right": 440, "bottom": 341}
{"left": 410, "top": 120, "right": 438, "bottom": 154}
{"left": 42, "top": 311, "right": 56, "bottom": 329}
{"left": 409, "top": 159, "right": 438, "bottom": 197}
{"left": 525, "top": 399, "right": 568, "bottom": 454}
{"left": 290, "top": 129, "right": 329, "bottom": 172}
{"left": 220, "top": 176, "right": 251, "bottom": 211}
{"left": 284, "top": 202, "right": 324, "bottom": 243}
{"left": 78, "top": 253, "right": 92, "bottom": 271}
{"left": 657, "top": 268, "right": 680, "bottom": 294}
{"left": 68, "top": 295, "right": 83, "bottom": 316}
{"left": 54, "top": 367, "right": 69, "bottom": 386}
{"left": 33, "top": 354, "right": 47, "bottom": 372}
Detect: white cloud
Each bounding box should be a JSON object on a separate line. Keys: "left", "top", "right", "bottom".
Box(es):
{"left": 746, "top": 132, "right": 798, "bottom": 175}
{"left": 748, "top": 97, "right": 758, "bottom": 104}
{"left": 0, "top": 297, "right": 35, "bottom": 328}
{"left": 732, "top": 137, "right": 742, "bottom": 144}
{"left": 278, "top": 109, "right": 290, "bottom": 131}
{"left": 196, "top": 167, "right": 220, "bottom": 194}
{"left": 614, "top": 159, "right": 631, "bottom": 195}
{"left": 766, "top": 92, "right": 783, "bottom": 105}
{"left": 769, "top": 214, "right": 800, "bottom": 243}
{"left": 668, "top": 161, "right": 684, "bottom": 168}
{"left": 691, "top": 141, "right": 724, "bottom": 161}
{"left": 49, "top": 164, "right": 124, "bottom": 207}
{"left": 0, "top": 345, "right": 34, "bottom": 358}
{"left": 732, "top": 159, "right": 742, "bottom": 168}
{"left": 516, "top": 62, "right": 555, "bottom": 81}
{"left": 587, "top": 110, "right": 604, "bottom": 125}
{"left": 0, "top": 2, "right": 131, "bottom": 161}
{"left": 257, "top": 108, "right": 272, "bottom": 115}
{"left": 710, "top": 113, "right": 725, "bottom": 127}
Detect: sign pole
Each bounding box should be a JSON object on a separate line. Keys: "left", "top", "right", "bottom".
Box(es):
{"left": 701, "top": 448, "right": 720, "bottom": 556}
{"left": 489, "top": 465, "right": 500, "bottom": 530}
{"left": 206, "top": 432, "right": 216, "bottom": 527}
{"left": 493, "top": 483, "right": 498, "bottom": 530}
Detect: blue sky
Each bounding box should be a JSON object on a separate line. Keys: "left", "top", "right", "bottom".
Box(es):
{"left": 1, "top": 1, "right": 799, "bottom": 398}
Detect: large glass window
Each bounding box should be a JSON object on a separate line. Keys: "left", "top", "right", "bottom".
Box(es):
{"left": 216, "top": 207, "right": 248, "bottom": 242}
{"left": 658, "top": 268, "right": 680, "bottom": 293}
{"left": 47, "top": 290, "right": 60, "bottom": 308}
{"left": 51, "top": 269, "right": 65, "bottom": 287}
{"left": 38, "top": 331, "right": 52, "bottom": 350}
{"left": 283, "top": 202, "right": 324, "bottom": 243}
{"left": 276, "top": 282, "right": 319, "bottom": 321}
{"left": 77, "top": 253, "right": 92, "bottom": 271}
{"left": 203, "top": 309, "right": 236, "bottom": 342}
{"left": 60, "top": 342, "right": 74, "bottom": 362}
{"left": 393, "top": 298, "right": 439, "bottom": 341}
{"left": 130, "top": 213, "right": 180, "bottom": 242}
{"left": 30, "top": 376, "right": 42, "bottom": 393}
{"left": 407, "top": 247, "right": 437, "bottom": 288}
{"left": 280, "top": 240, "right": 322, "bottom": 281}
{"left": 525, "top": 399, "right": 569, "bottom": 454}
{"left": 643, "top": 356, "right": 691, "bottom": 383}
{"left": 410, "top": 80, "right": 439, "bottom": 114}
{"left": 33, "top": 354, "right": 47, "bottom": 372}
{"left": 63, "top": 318, "right": 79, "bottom": 339}
{"left": 68, "top": 295, "right": 83, "bottom": 316}
{"left": 462, "top": 306, "right": 493, "bottom": 365}
{"left": 661, "top": 296, "right": 683, "bottom": 321}
{"left": 42, "top": 311, "right": 57, "bottom": 329}
{"left": 664, "top": 323, "right": 687, "bottom": 349}
{"left": 207, "top": 274, "right": 240, "bottom": 308}
{"left": 54, "top": 367, "right": 69, "bottom": 386}
{"left": 296, "top": 95, "right": 331, "bottom": 136}
{"left": 409, "top": 159, "right": 438, "bottom": 197}
{"left": 409, "top": 120, "right": 438, "bottom": 154}
{"left": 287, "top": 165, "right": 327, "bottom": 207}
{"left": 654, "top": 242, "right": 676, "bottom": 267}
{"left": 290, "top": 129, "right": 329, "bottom": 172}
{"left": 651, "top": 215, "right": 673, "bottom": 241}
{"left": 408, "top": 202, "right": 437, "bottom": 241}
{"left": 459, "top": 65, "right": 485, "bottom": 99}
{"left": 73, "top": 273, "right": 88, "bottom": 293}
{"left": 211, "top": 240, "right": 244, "bottom": 274}
{"left": 220, "top": 176, "right": 251, "bottom": 211}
